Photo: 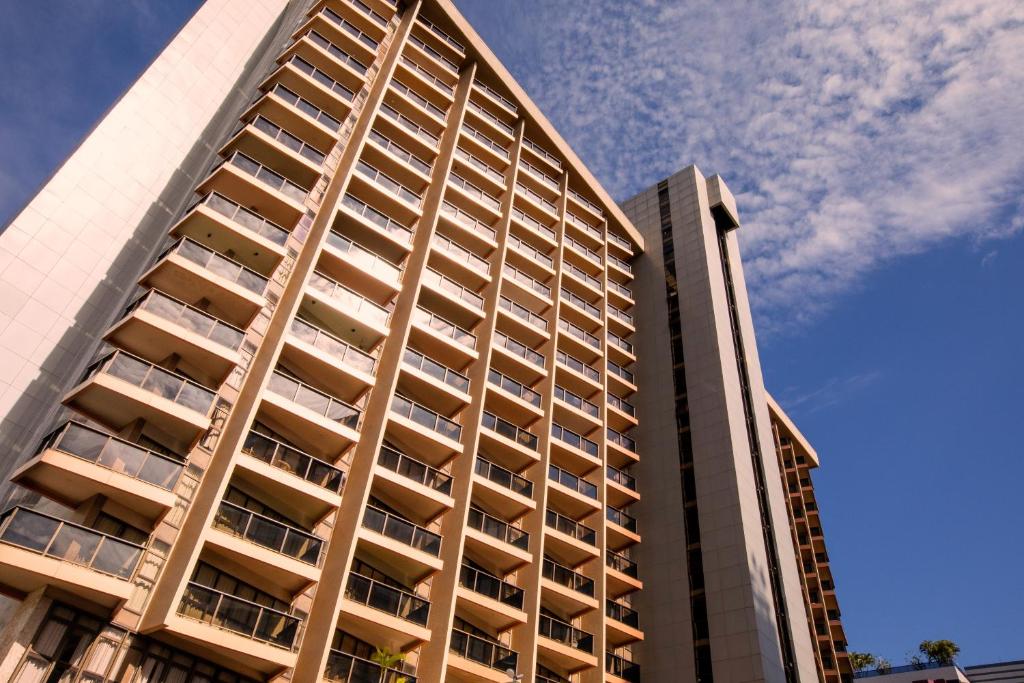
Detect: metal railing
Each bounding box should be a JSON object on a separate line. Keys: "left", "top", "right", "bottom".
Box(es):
{"left": 488, "top": 369, "right": 541, "bottom": 407}
{"left": 289, "top": 316, "right": 376, "bottom": 375}
{"left": 432, "top": 233, "right": 490, "bottom": 274}
{"left": 380, "top": 99, "right": 442, "bottom": 145}
{"left": 178, "top": 582, "right": 300, "bottom": 649}
{"left": 493, "top": 331, "right": 545, "bottom": 368}
{"left": 250, "top": 115, "right": 326, "bottom": 165}
{"left": 158, "top": 236, "right": 268, "bottom": 295}
{"left": 519, "top": 159, "right": 559, "bottom": 192}
{"left": 455, "top": 147, "right": 506, "bottom": 186}
{"left": 459, "top": 564, "right": 524, "bottom": 608}
{"left": 565, "top": 212, "right": 604, "bottom": 242}
{"left": 440, "top": 201, "right": 497, "bottom": 242}
{"left": 325, "top": 650, "right": 416, "bottom": 683}
{"left": 569, "top": 189, "right": 603, "bottom": 217}
{"left": 0, "top": 507, "right": 144, "bottom": 579}
{"left": 266, "top": 370, "right": 361, "bottom": 428}
{"left": 558, "top": 317, "right": 601, "bottom": 350}
{"left": 551, "top": 423, "right": 599, "bottom": 459}
{"left": 415, "top": 15, "right": 465, "bottom": 55}
{"left": 608, "top": 332, "right": 634, "bottom": 356}
{"left": 467, "top": 98, "right": 513, "bottom": 136}
{"left": 192, "top": 191, "right": 289, "bottom": 246}
{"left": 608, "top": 278, "right": 633, "bottom": 301}
{"left": 474, "top": 456, "right": 533, "bottom": 497}
{"left": 286, "top": 55, "right": 355, "bottom": 104}
{"left": 515, "top": 182, "right": 557, "bottom": 216}
{"left": 407, "top": 34, "right": 459, "bottom": 74}
{"left": 608, "top": 253, "right": 633, "bottom": 275}
{"left": 560, "top": 287, "right": 601, "bottom": 321}
{"left": 344, "top": 0, "right": 388, "bottom": 29}
{"left": 390, "top": 393, "right": 462, "bottom": 442}
{"left": 308, "top": 270, "right": 392, "bottom": 328}
{"left": 242, "top": 429, "right": 344, "bottom": 493}
{"left": 305, "top": 29, "right": 368, "bottom": 76}
{"left": 549, "top": 464, "right": 597, "bottom": 499}
{"left": 378, "top": 445, "right": 452, "bottom": 495}
{"left": 507, "top": 232, "right": 553, "bottom": 269}
{"left": 362, "top": 505, "right": 441, "bottom": 556}
{"left": 213, "top": 500, "right": 323, "bottom": 565}
{"left": 511, "top": 207, "right": 556, "bottom": 242}
{"left": 522, "top": 137, "right": 561, "bottom": 169}
{"left": 481, "top": 411, "right": 538, "bottom": 451}
{"left": 607, "top": 360, "right": 635, "bottom": 384}
{"left": 319, "top": 7, "right": 378, "bottom": 50}
{"left": 124, "top": 290, "right": 244, "bottom": 352}
{"left": 368, "top": 129, "right": 430, "bottom": 175}
{"left": 608, "top": 230, "right": 633, "bottom": 253}
{"left": 324, "top": 231, "right": 403, "bottom": 283}
{"left": 341, "top": 193, "right": 413, "bottom": 243}
{"left": 606, "top": 652, "right": 640, "bottom": 682}
{"left": 422, "top": 268, "right": 484, "bottom": 310}
{"left": 504, "top": 264, "right": 551, "bottom": 299}
{"left": 606, "top": 599, "right": 640, "bottom": 628}
{"left": 345, "top": 572, "right": 429, "bottom": 625}
{"left": 450, "top": 628, "right": 518, "bottom": 672}
{"left": 607, "top": 464, "right": 636, "bottom": 491}
{"left": 448, "top": 172, "right": 501, "bottom": 212}
{"left": 412, "top": 306, "right": 477, "bottom": 349}
{"left": 539, "top": 614, "right": 593, "bottom": 653}
{"left": 545, "top": 509, "right": 596, "bottom": 546}
{"left": 556, "top": 350, "right": 600, "bottom": 382}
{"left": 82, "top": 350, "right": 216, "bottom": 416}
{"left": 269, "top": 83, "right": 342, "bottom": 130}
{"left": 498, "top": 295, "right": 547, "bottom": 331}
{"left": 564, "top": 233, "right": 602, "bottom": 266}
{"left": 606, "top": 505, "right": 638, "bottom": 533}
{"left": 461, "top": 123, "right": 509, "bottom": 160}
{"left": 554, "top": 385, "right": 600, "bottom": 418}
{"left": 607, "top": 549, "right": 638, "bottom": 577}
{"left": 356, "top": 160, "right": 422, "bottom": 207}
{"left": 563, "top": 260, "right": 601, "bottom": 290}
{"left": 542, "top": 557, "right": 594, "bottom": 596}
{"left": 467, "top": 507, "right": 529, "bottom": 550}
{"left": 608, "top": 304, "right": 634, "bottom": 326}
{"left": 38, "top": 421, "right": 183, "bottom": 491}
{"left": 472, "top": 80, "right": 518, "bottom": 114}
{"left": 222, "top": 147, "right": 310, "bottom": 203}
{"left": 607, "top": 428, "right": 637, "bottom": 453}
{"left": 400, "top": 55, "right": 455, "bottom": 96}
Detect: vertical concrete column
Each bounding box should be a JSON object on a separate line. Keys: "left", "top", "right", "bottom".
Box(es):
{"left": 415, "top": 115, "right": 526, "bottom": 683}
{"left": 290, "top": 25, "right": 478, "bottom": 683}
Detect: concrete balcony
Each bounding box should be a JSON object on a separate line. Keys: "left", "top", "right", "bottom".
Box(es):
{"left": 281, "top": 28, "right": 368, "bottom": 95}
{"left": 338, "top": 572, "right": 431, "bottom": 652}
{"left": 398, "top": 347, "right": 471, "bottom": 415}
{"left": 350, "top": 159, "right": 423, "bottom": 226}
{"left": 305, "top": 270, "right": 391, "bottom": 347}
{"left": 374, "top": 445, "right": 455, "bottom": 522}
{"left": 338, "top": 192, "right": 415, "bottom": 256}
{"left": 547, "top": 464, "right": 601, "bottom": 519}
{"left": 541, "top": 558, "right": 599, "bottom": 619}
{"left": 409, "top": 306, "right": 479, "bottom": 368}
{"left": 552, "top": 385, "right": 602, "bottom": 435}
{"left": 471, "top": 456, "right": 535, "bottom": 520}
{"left": 0, "top": 506, "right": 144, "bottom": 608}
{"left": 464, "top": 507, "right": 530, "bottom": 574}
{"left": 485, "top": 368, "right": 543, "bottom": 423}
{"left": 261, "top": 53, "right": 355, "bottom": 125}
{"left": 544, "top": 510, "right": 599, "bottom": 566}
{"left": 538, "top": 614, "right": 597, "bottom": 673}
{"left": 478, "top": 411, "right": 540, "bottom": 471}
{"left": 281, "top": 316, "right": 376, "bottom": 404}
{"left": 605, "top": 506, "right": 641, "bottom": 551}
{"left": 605, "top": 600, "right": 643, "bottom": 647}
{"left": 605, "top": 652, "right": 641, "bottom": 683}
{"left": 247, "top": 83, "right": 341, "bottom": 153}
{"left": 439, "top": 200, "right": 499, "bottom": 252}
{"left": 261, "top": 370, "right": 361, "bottom": 456}
{"left": 490, "top": 330, "right": 547, "bottom": 385}
{"left": 460, "top": 123, "right": 510, "bottom": 169}
{"left": 606, "top": 427, "right": 639, "bottom": 469}
{"left": 606, "top": 465, "right": 639, "bottom": 509}
{"left": 606, "top": 392, "right": 638, "bottom": 432}
{"left": 430, "top": 232, "right": 493, "bottom": 289}
{"left": 325, "top": 649, "right": 418, "bottom": 683}
{"left": 420, "top": 267, "right": 486, "bottom": 330}
{"left": 456, "top": 563, "right": 527, "bottom": 632}
{"left": 605, "top": 551, "right": 642, "bottom": 599}
{"left": 358, "top": 505, "right": 443, "bottom": 585}
{"left": 555, "top": 351, "right": 602, "bottom": 396}
{"left": 222, "top": 115, "right": 325, "bottom": 191}
{"left": 12, "top": 422, "right": 180, "bottom": 523}
{"left": 497, "top": 295, "right": 550, "bottom": 347}
{"left": 448, "top": 629, "right": 520, "bottom": 682}
{"left": 320, "top": 229, "right": 403, "bottom": 300}
{"left": 550, "top": 423, "right": 602, "bottom": 473}
{"left": 387, "top": 393, "right": 463, "bottom": 467}
{"left": 198, "top": 149, "right": 308, "bottom": 228}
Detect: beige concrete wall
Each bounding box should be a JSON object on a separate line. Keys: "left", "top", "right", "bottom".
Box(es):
{"left": 0, "top": 0, "right": 296, "bottom": 495}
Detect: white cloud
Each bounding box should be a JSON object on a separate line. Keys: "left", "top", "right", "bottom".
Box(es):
{"left": 459, "top": 0, "right": 1024, "bottom": 331}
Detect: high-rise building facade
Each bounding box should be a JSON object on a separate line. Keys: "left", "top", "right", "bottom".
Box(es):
{"left": 0, "top": 3, "right": 852, "bottom": 683}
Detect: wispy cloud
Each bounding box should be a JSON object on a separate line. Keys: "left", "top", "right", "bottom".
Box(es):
{"left": 778, "top": 370, "right": 883, "bottom": 414}
{"left": 458, "top": 0, "right": 1024, "bottom": 331}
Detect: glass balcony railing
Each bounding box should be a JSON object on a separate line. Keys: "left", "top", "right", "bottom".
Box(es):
{"left": 455, "top": 147, "right": 505, "bottom": 186}
{"left": 565, "top": 212, "right": 604, "bottom": 243}
{"left": 606, "top": 506, "right": 638, "bottom": 533}
{"left": 472, "top": 80, "right": 518, "bottom": 114}
{"left": 569, "top": 189, "right": 603, "bottom": 217}
{"left": 403, "top": 348, "right": 469, "bottom": 393}
{"left": 551, "top": 423, "right": 599, "bottom": 459}
{"left": 242, "top": 429, "right": 345, "bottom": 493}
{"left": 432, "top": 233, "right": 490, "bottom": 274}
{"left": 320, "top": 7, "right": 379, "bottom": 51}
{"left": 558, "top": 318, "right": 600, "bottom": 351}
{"left": 607, "top": 360, "right": 635, "bottom": 385}
{"left": 422, "top": 268, "right": 484, "bottom": 310}
{"left": 324, "top": 230, "right": 402, "bottom": 283}
{"left": 213, "top": 500, "right": 323, "bottom": 565}
{"left": 542, "top": 557, "right": 594, "bottom": 596}
{"left": 467, "top": 507, "right": 529, "bottom": 550}
{"left": 269, "top": 83, "right": 342, "bottom": 131}
{"left": 362, "top": 505, "right": 441, "bottom": 556}
{"left": 250, "top": 115, "right": 326, "bottom": 166}
{"left": 178, "top": 582, "right": 300, "bottom": 649}
{"left": 608, "top": 278, "right": 633, "bottom": 301}
{"left": 448, "top": 173, "right": 501, "bottom": 212}
{"left": 563, "top": 260, "right": 601, "bottom": 290}
{"left": 539, "top": 614, "right": 593, "bottom": 654}
{"left": 345, "top": 572, "right": 430, "bottom": 625}
{"left": 515, "top": 182, "right": 557, "bottom": 216}
{"left": 609, "top": 253, "right": 633, "bottom": 275}
{"left": 400, "top": 55, "right": 454, "bottom": 95}
{"left": 341, "top": 193, "right": 413, "bottom": 244}
{"left": 607, "top": 428, "right": 637, "bottom": 453}
{"left": 158, "top": 236, "right": 268, "bottom": 295}
{"left": 450, "top": 629, "right": 518, "bottom": 672}
{"left": 308, "top": 270, "right": 392, "bottom": 328}
{"left": 0, "top": 507, "right": 144, "bottom": 579}
{"left": 607, "top": 394, "right": 636, "bottom": 419}
{"left": 356, "top": 161, "right": 422, "bottom": 208}
{"left": 37, "top": 421, "right": 183, "bottom": 491}
{"left": 286, "top": 54, "right": 355, "bottom": 104}
{"left": 416, "top": 15, "right": 465, "bottom": 54}
{"left": 556, "top": 350, "right": 600, "bottom": 383}
{"left": 191, "top": 191, "right": 289, "bottom": 246}
{"left": 606, "top": 600, "right": 640, "bottom": 628}
{"left": 608, "top": 332, "right": 634, "bottom": 356}
{"left": 564, "top": 234, "right": 602, "bottom": 266}
{"left": 82, "top": 350, "right": 216, "bottom": 416}
{"left": 474, "top": 456, "right": 533, "bottom": 497}
{"left": 219, "top": 149, "right": 310, "bottom": 204}
{"left": 378, "top": 445, "right": 452, "bottom": 495}
{"left": 488, "top": 369, "right": 541, "bottom": 407}
{"left": 459, "top": 564, "right": 524, "bottom": 609}
{"left": 498, "top": 295, "right": 547, "bottom": 331}
{"left": 326, "top": 650, "right": 416, "bottom": 683}
{"left": 493, "top": 331, "right": 545, "bottom": 368}
{"left": 461, "top": 123, "right": 509, "bottom": 160}
{"left": 481, "top": 411, "right": 538, "bottom": 451}
{"left": 390, "top": 393, "right": 462, "bottom": 442}
{"left": 560, "top": 287, "right": 601, "bottom": 320}
{"left": 507, "top": 232, "right": 553, "bottom": 269}
{"left": 522, "top": 138, "right": 561, "bottom": 172}
{"left": 380, "top": 100, "right": 442, "bottom": 150}
{"left": 607, "top": 549, "right": 638, "bottom": 577}
{"left": 289, "top": 317, "right": 377, "bottom": 375}
{"left": 608, "top": 305, "right": 634, "bottom": 327}
{"left": 305, "top": 29, "right": 368, "bottom": 76}
{"left": 511, "top": 207, "right": 556, "bottom": 242}
{"left": 368, "top": 129, "right": 431, "bottom": 175}
{"left": 545, "top": 509, "right": 596, "bottom": 546}
{"left": 266, "top": 370, "right": 361, "bottom": 429}
{"left": 466, "top": 99, "right": 513, "bottom": 136}
{"left": 344, "top": 0, "right": 388, "bottom": 29}
{"left": 608, "top": 230, "right": 633, "bottom": 253}
{"left": 439, "top": 201, "right": 497, "bottom": 242}
{"left": 548, "top": 464, "right": 597, "bottom": 499}
{"left": 125, "top": 290, "right": 245, "bottom": 351}
{"left": 504, "top": 264, "right": 551, "bottom": 299}
{"left": 407, "top": 34, "right": 459, "bottom": 74}
{"left": 412, "top": 306, "right": 477, "bottom": 349}
{"left": 606, "top": 652, "right": 640, "bottom": 682}
{"left": 554, "top": 385, "right": 599, "bottom": 418}
{"left": 518, "top": 159, "right": 559, "bottom": 192}
{"left": 607, "top": 464, "right": 637, "bottom": 491}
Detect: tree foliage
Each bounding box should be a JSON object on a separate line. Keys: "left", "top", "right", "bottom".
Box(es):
{"left": 919, "top": 640, "right": 961, "bottom": 665}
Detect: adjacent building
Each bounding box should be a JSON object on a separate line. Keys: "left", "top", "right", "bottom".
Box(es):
{"left": 0, "top": 2, "right": 849, "bottom": 683}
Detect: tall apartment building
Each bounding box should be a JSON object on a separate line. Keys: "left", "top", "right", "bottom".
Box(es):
{"left": 0, "top": 3, "right": 851, "bottom": 683}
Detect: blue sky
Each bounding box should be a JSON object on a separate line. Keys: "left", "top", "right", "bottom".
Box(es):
{"left": 2, "top": 0, "right": 1023, "bottom": 667}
